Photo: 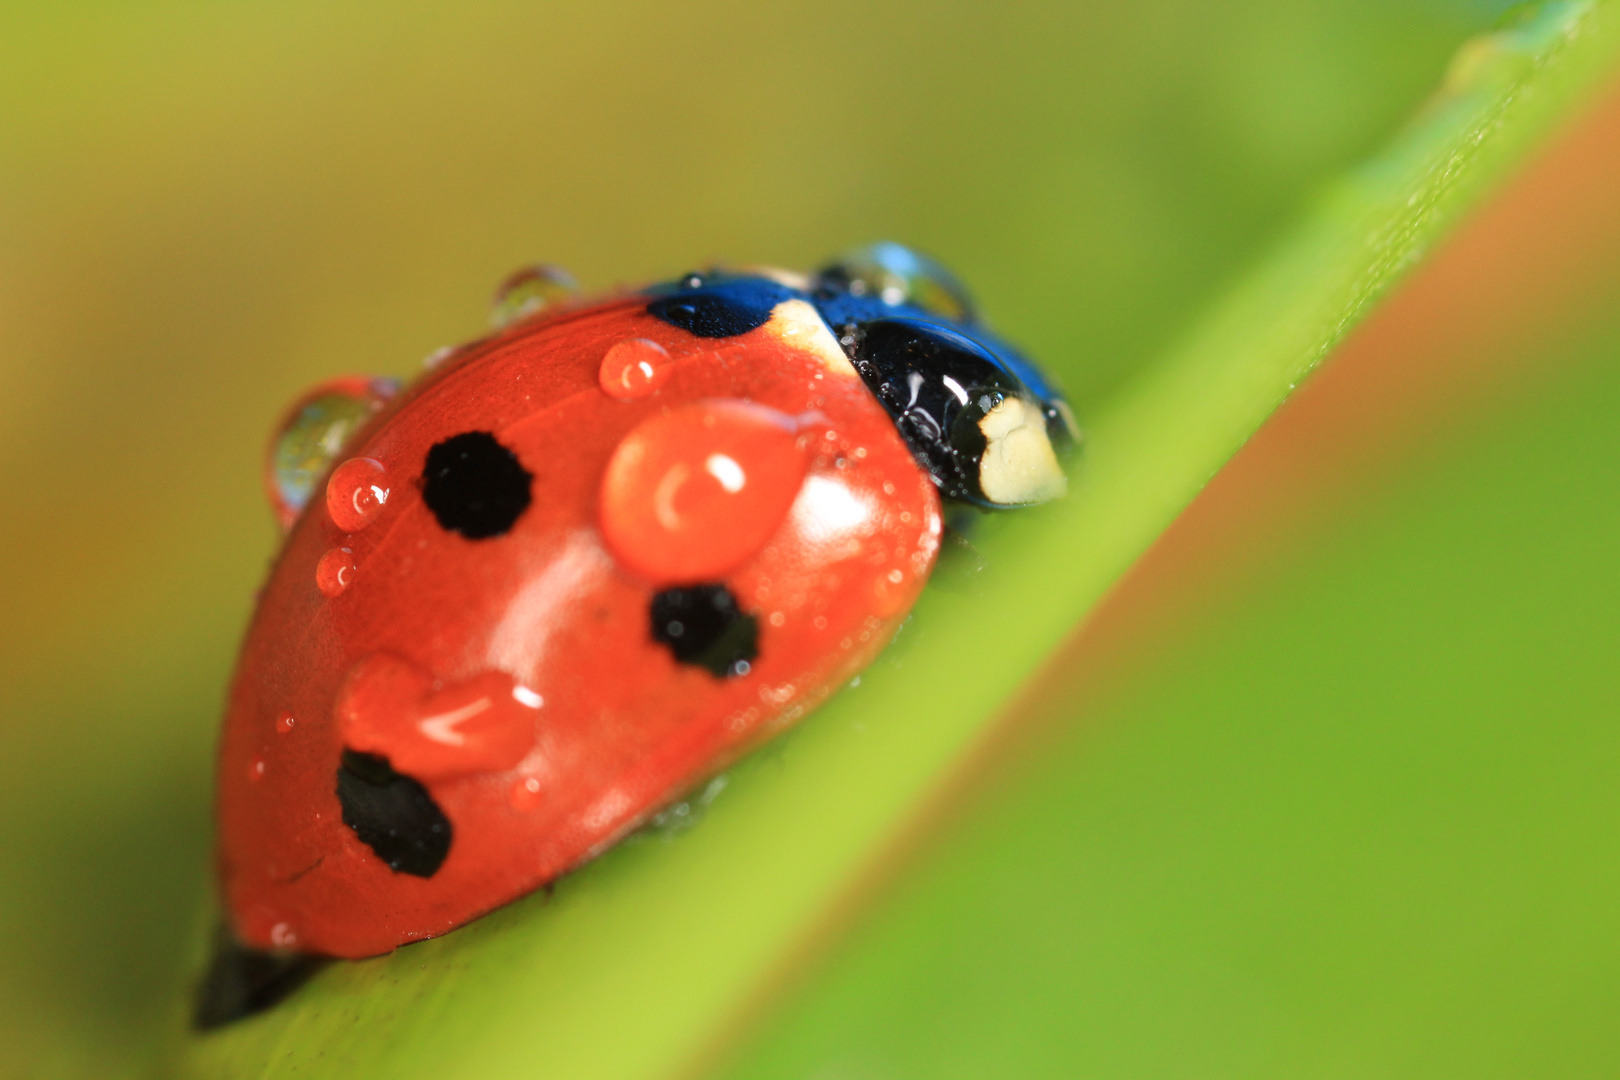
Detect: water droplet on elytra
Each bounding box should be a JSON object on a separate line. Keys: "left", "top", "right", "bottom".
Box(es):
{"left": 598, "top": 338, "right": 672, "bottom": 400}
{"left": 510, "top": 775, "right": 544, "bottom": 811}
{"left": 267, "top": 377, "right": 399, "bottom": 530}
{"left": 316, "top": 547, "right": 355, "bottom": 596}
{"left": 248, "top": 756, "right": 267, "bottom": 782}
{"left": 326, "top": 458, "right": 391, "bottom": 532}
{"left": 599, "top": 400, "right": 808, "bottom": 584}
{"left": 276, "top": 710, "right": 296, "bottom": 735}
{"left": 491, "top": 264, "right": 578, "bottom": 328}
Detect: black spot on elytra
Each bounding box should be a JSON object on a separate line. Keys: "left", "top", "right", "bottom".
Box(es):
{"left": 336, "top": 749, "right": 451, "bottom": 877}
{"left": 650, "top": 584, "right": 758, "bottom": 678}
{"left": 422, "top": 431, "right": 532, "bottom": 539}
{"left": 192, "top": 924, "right": 328, "bottom": 1030}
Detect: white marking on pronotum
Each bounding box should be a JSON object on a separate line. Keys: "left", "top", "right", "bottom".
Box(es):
{"left": 976, "top": 396, "right": 1067, "bottom": 505}
{"left": 762, "top": 299, "right": 856, "bottom": 376}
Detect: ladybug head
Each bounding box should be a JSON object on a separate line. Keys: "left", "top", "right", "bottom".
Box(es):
{"left": 804, "top": 243, "right": 1076, "bottom": 508}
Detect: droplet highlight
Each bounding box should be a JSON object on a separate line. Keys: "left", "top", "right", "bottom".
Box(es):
{"left": 491, "top": 264, "right": 578, "bottom": 328}
{"left": 598, "top": 338, "right": 672, "bottom": 400}
{"left": 316, "top": 547, "right": 355, "bottom": 596}
{"left": 275, "top": 710, "right": 296, "bottom": 735}
{"left": 326, "top": 458, "right": 391, "bottom": 532}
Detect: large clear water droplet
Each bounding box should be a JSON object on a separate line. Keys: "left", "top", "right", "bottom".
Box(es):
{"left": 491, "top": 264, "right": 579, "bottom": 328}
{"left": 821, "top": 242, "right": 975, "bottom": 323}
{"left": 267, "top": 377, "right": 399, "bottom": 530}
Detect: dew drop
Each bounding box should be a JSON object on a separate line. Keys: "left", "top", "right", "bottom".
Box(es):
{"left": 598, "top": 338, "right": 672, "bottom": 400}
{"left": 510, "top": 775, "right": 544, "bottom": 811}
{"left": 326, "top": 458, "right": 392, "bottom": 532}
{"left": 248, "top": 756, "right": 267, "bottom": 782}
{"left": 267, "top": 377, "right": 400, "bottom": 530}
{"left": 337, "top": 654, "right": 540, "bottom": 780}
{"left": 600, "top": 400, "right": 809, "bottom": 584}
{"left": 275, "top": 710, "right": 296, "bottom": 735}
{"left": 316, "top": 548, "right": 355, "bottom": 596}
{"left": 491, "top": 264, "right": 578, "bottom": 328}
{"left": 269, "top": 922, "right": 298, "bottom": 949}
{"left": 818, "top": 242, "right": 976, "bottom": 323}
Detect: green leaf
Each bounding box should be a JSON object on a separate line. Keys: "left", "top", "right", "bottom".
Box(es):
{"left": 159, "top": 3, "right": 1620, "bottom": 1078}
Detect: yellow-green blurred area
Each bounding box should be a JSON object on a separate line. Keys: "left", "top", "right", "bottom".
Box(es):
{"left": 2, "top": 0, "right": 1612, "bottom": 1077}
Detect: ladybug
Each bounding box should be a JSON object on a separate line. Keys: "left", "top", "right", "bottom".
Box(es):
{"left": 199, "top": 244, "right": 1074, "bottom": 1022}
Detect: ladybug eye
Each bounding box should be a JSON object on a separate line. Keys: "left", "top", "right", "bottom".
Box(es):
{"left": 421, "top": 432, "right": 533, "bottom": 539}
{"left": 649, "top": 584, "right": 758, "bottom": 678}
{"left": 817, "top": 242, "right": 976, "bottom": 324}
{"left": 335, "top": 750, "right": 452, "bottom": 877}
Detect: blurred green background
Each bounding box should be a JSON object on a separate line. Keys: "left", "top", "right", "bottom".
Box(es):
{"left": 710, "top": 87, "right": 1620, "bottom": 1077}
{"left": 4, "top": 1, "right": 1613, "bottom": 1077}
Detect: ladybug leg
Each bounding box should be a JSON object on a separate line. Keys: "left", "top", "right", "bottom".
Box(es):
{"left": 192, "top": 923, "right": 327, "bottom": 1030}
{"left": 930, "top": 507, "right": 990, "bottom": 596}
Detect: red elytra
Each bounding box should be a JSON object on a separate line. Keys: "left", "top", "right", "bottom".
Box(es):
{"left": 218, "top": 294, "right": 942, "bottom": 958}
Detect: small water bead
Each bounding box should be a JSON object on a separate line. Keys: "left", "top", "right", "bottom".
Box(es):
{"left": 821, "top": 241, "right": 976, "bottom": 323}
{"left": 316, "top": 547, "right": 356, "bottom": 596}
{"left": 598, "top": 338, "right": 672, "bottom": 400}
{"left": 267, "top": 377, "right": 400, "bottom": 530}
{"left": 275, "top": 710, "right": 297, "bottom": 735}
{"left": 510, "top": 776, "right": 544, "bottom": 812}
{"left": 326, "top": 458, "right": 392, "bottom": 532}
{"left": 269, "top": 922, "right": 299, "bottom": 950}
{"left": 491, "top": 264, "right": 579, "bottom": 329}
{"left": 248, "top": 756, "right": 267, "bottom": 782}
